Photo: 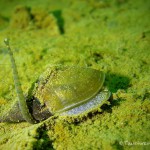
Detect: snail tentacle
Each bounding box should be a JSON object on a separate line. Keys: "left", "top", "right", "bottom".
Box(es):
{"left": 4, "top": 38, "right": 37, "bottom": 124}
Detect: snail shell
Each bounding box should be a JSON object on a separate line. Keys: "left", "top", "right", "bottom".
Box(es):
{"left": 0, "top": 66, "right": 111, "bottom": 123}
{"left": 0, "top": 39, "right": 111, "bottom": 123}
{"left": 33, "top": 66, "right": 111, "bottom": 117}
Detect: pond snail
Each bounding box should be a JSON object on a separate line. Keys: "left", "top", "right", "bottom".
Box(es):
{"left": 0, "top": 38, "right": 111, "bottom": 124}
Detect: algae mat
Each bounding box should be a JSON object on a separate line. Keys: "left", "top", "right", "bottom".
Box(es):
{"left": 0, "top": 0, "right": 150, "bottom": 149}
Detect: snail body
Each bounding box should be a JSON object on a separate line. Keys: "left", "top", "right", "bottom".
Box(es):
{"left": 0, "top": 39, "right": 111, "bottom": 124}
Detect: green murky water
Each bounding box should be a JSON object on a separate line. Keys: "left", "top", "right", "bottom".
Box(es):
{"left": 0, "top": 0, "right": 150, "bottom": 149}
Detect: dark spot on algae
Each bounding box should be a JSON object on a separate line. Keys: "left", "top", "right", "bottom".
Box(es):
{"left": 52, "top": 10, "right": 65, "bottom": 34}
{"left": 31, "top": 124, "right": 54, "bottom": 150}
{"left": 106, "top": 73, "right": 130, "bottom": 93}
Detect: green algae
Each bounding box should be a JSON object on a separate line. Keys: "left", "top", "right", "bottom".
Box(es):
{"left": 0, "top": 0, "right": 150, "bottom": 149}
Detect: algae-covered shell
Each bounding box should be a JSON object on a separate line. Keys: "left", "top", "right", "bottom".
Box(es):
{"left": 0, "top": 65, "right": 111, "bottom": 123}
{"left": 34, "top": 66, "right": 110, "bottom": 116}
